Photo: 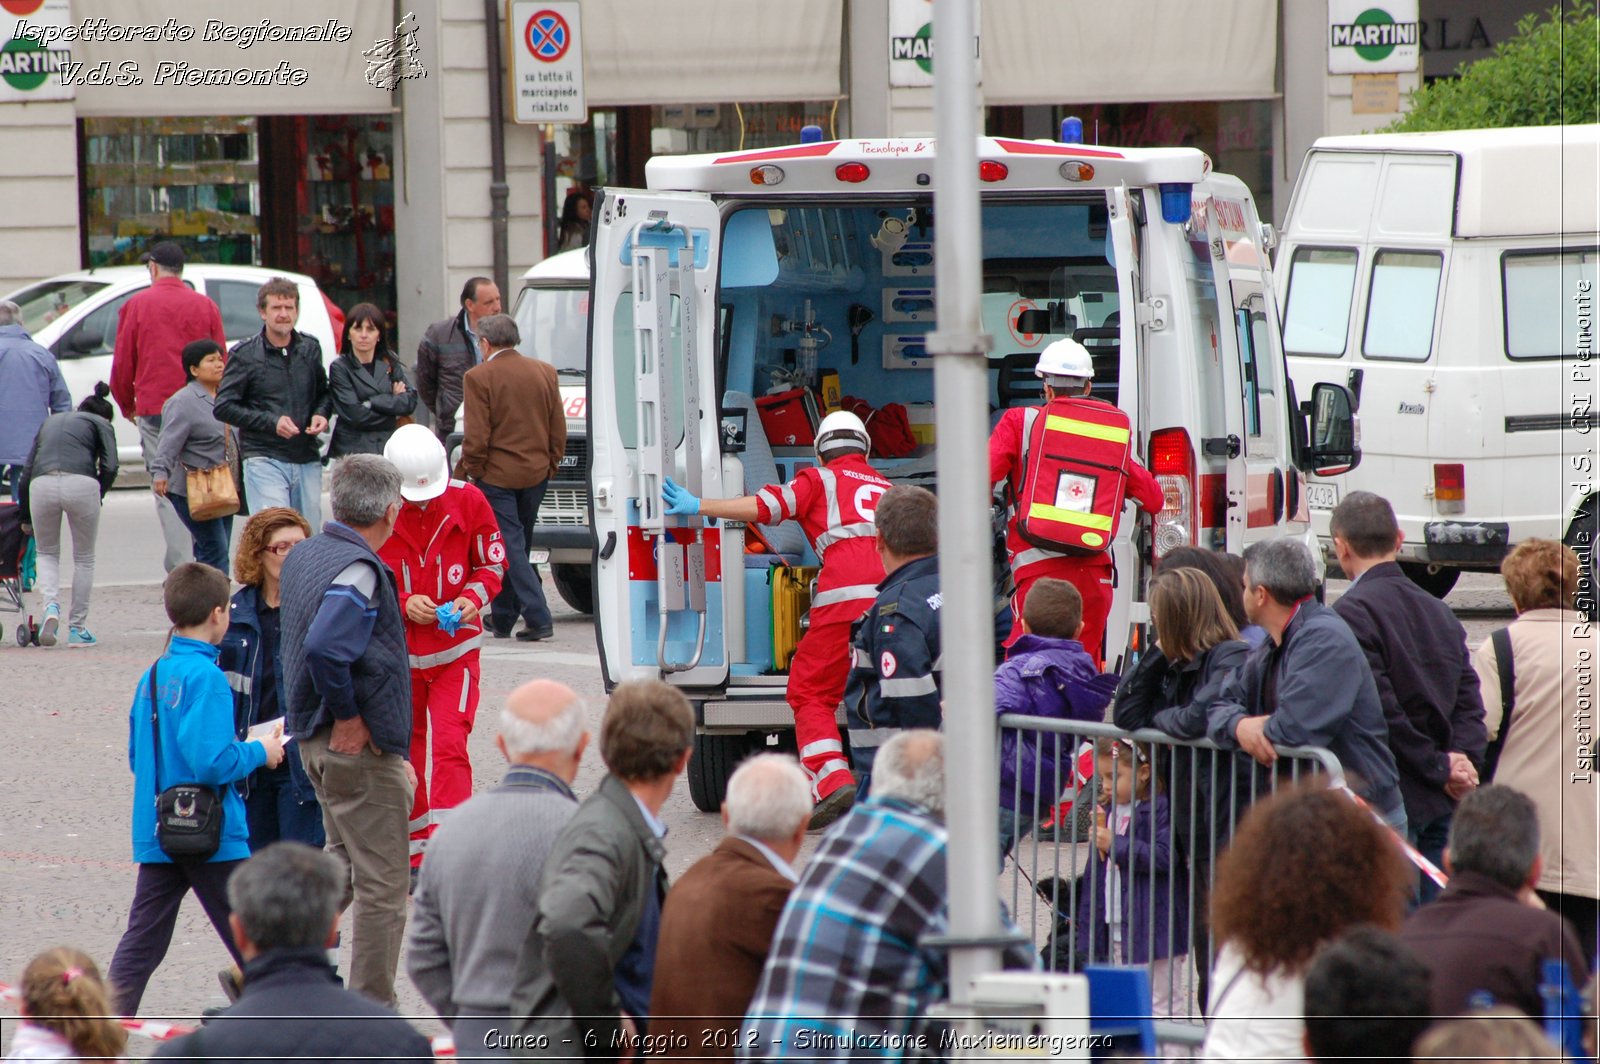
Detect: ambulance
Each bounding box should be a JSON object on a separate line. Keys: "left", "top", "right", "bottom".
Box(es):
{"left": 1278, "top": 126, "right": 1599, "bottom": 598}
{"left": 585, "top": 134, "right": 1362, "bottom": 808}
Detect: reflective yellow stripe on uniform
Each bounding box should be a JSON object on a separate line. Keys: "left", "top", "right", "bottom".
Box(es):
{"left": 1043, "top": 414, "right": 1131, "bottom": 444}
{"left": 1025, "top": 504, "right": 1115, "bottom": 531}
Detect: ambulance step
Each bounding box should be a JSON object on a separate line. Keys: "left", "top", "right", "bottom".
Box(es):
{"left": 702, "top": 700, "right": 793, "bottom": 730}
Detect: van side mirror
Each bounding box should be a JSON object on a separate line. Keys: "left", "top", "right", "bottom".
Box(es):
{"left": 1307, "top": 381, "right": 1361, "bottom": 476}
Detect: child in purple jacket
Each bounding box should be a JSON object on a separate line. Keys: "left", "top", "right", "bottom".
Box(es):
{"left": 1075, "top": 737, "right": 1191, "bottom": 1018}
{"left": 996, "top": 578, "right": 1119, "bottom": 861}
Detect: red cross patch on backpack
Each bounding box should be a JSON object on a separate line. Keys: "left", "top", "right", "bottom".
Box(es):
{"left": 1014, "top": 397, "right": 1135, "bottom": 555}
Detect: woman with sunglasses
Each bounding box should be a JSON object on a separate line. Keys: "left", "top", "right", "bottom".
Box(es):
{"left": 217, "top": 507, "right": 325, "bottom": 850}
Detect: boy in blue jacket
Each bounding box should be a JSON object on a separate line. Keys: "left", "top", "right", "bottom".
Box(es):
{"left": 996, "top": 578, "right": 1118, "bottom": 860}
{"left": 107, "top": 563, "right": 285, "bottom": 1015}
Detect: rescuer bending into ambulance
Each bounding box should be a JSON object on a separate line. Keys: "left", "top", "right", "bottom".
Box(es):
{"left": 989, "top": 338, "right": 1163, "bottom": 665}
{"left": 663, "top": 410, "right": 891, "bottom": 830}
{"left": 378, "top": 425, "right": 506, "bottom": 873}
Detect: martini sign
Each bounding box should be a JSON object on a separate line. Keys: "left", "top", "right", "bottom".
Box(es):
{"left": 888, "top": 0, "right": 978, "bottom": 88}
{"left": 1329, "top": 0, "right": 1419, "bottom": 74}
{"left": 1, "top": 0, "right": 73, "bottom": 101}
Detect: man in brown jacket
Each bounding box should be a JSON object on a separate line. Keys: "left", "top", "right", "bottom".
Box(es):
{"left": 648, "top": 754, "right": 810, "bottom": 1057}
{"left": 459, "top": 313, "right": 565, "bottom": 642}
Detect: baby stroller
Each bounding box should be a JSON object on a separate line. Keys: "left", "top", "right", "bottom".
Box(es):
{"left": 0, "top": 501, "right": 25, "bottom": 612}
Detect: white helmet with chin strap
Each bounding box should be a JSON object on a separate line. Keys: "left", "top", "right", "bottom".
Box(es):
{"left": 1034, "top": 337, "right": 1095, "bottom": 386}
{"left": 384, "top": 423, "right": 451, "bottom": 502}
{"left": 814, "top": 410, "right": 871, "bottom": 461}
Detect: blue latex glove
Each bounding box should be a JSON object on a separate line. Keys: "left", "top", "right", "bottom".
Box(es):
{"left": 662, "top": 476, "right": 701, "bottom": 516}
{"left": 435, "top": 602, "right": 464, "bottom": 636}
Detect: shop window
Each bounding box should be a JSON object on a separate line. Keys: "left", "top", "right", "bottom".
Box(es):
{"left": 648, "top": 101, "right": 839, "bottom": 156}
{"left": 81, "top": 117, "right": 261, "bottom": 268}
{"left": 289, "top": 115, "right": 398, "bottom": 327}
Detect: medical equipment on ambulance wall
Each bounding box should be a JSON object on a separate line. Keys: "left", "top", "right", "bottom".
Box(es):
{"left": 883, "top": 286, "right": 935, "bottom": 323}
{"left": 846, "top": 303, "right": 875, "bottom": 364}
{"left": 770, "top": 299, "right": 832, "bottom": 386}
{"left": 873, "top": 209, "right": 934, "bottom": 278}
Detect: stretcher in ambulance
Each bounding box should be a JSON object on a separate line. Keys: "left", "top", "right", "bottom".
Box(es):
{"left": 585, "top": 134, "right": 1362, "bottom": 809}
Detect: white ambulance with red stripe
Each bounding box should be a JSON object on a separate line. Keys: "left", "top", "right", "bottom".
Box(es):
{"left": 585, "top": 133, "right": 1361, "bottom": 807}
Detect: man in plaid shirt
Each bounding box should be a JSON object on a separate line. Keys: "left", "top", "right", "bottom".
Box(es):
{"left": 740, "top": 731, "right": 1030, "bottom": 1060}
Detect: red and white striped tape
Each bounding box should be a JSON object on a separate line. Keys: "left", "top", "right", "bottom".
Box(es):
{"left": 1341, "top": 785, "right": 1450, "bottom": 890}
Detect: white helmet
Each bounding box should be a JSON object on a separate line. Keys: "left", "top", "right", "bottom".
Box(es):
{"left": 815, "top": 410, "right": 871, "bottom": 460}
{"left": 384, "top": 423, "right": 450, "bottom": 502}
{"left": 1034, "top": 337, "right": 1095, "bottom": 382}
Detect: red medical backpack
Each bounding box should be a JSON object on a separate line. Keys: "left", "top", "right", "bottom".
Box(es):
{"left": 1014, "top": 396, "right": 1135, "bottom": 555}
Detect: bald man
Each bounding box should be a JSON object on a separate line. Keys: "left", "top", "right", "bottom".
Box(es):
{"left": 408, "top": 680, "right": 588, "bottom": 1056}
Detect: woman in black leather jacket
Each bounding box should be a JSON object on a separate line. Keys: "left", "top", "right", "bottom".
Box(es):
{"left": 327, "top": 303, "right": 418, "bottom": 458}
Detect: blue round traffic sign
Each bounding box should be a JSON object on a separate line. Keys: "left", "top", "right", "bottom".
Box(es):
{"left": 525, "top": 10, "right": 571, "bottom": 62}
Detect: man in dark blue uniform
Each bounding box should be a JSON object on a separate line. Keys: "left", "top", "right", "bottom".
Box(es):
{"left": 845, "top": 485, "right": 943, "bottom": 794}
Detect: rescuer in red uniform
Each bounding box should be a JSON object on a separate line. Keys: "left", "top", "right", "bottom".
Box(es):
{"left": 379, "top": 424, "right": 506, "bottom": 869}
{"left": 663, "top": 410, "right": 891, "bottom": 830}
{"left": 990, "top": 338, "right": 1164, "bottom": 666}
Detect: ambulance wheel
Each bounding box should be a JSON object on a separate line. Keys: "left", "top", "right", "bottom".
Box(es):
{"left": 551, "top": 564, "right": 594, "bottom": 615}
{"left": 1399, "top": 562, "right": 1460, "bottom": 599}
{"left": 688, "top": 732, "right": 751, "bottom": 812}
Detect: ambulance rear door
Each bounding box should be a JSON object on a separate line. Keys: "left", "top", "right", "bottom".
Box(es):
{"left": 589, "top": 189, "right": 730, "bottom": 689}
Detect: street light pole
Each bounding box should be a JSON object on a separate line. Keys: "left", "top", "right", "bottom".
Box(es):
{"left": 928, "top": 0, "right": 1002, "bottom": 1000}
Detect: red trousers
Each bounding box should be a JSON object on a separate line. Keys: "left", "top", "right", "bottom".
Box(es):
{"left": 1008, "top": 560, "right": 1115, "bottom": 667}
{"left": 408, "top": 653, "right": 480, "bottom": 867}
{"left": 787, "top": 616, "right": 857, "bottom": 801}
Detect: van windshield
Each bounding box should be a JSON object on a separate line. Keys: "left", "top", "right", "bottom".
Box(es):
{"left": 512, "top": 284, "right": 588, "bottom": 373}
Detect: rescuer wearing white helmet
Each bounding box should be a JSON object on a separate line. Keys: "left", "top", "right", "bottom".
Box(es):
{"left": 663, "top": 408, "right": 893, "bottom": 829}
{"left": 988, "top": 337, "right": 1164, "bottom": 665}
{"left": 377, "top": 424, "right": 508, "bottom": 873}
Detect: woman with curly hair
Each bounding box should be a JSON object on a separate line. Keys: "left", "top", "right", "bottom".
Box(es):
{"left": 1202, "top": 783, "right": 1413, "bottom": 1059}
{"left": 1472, "top": 539, "right": 1598, "bottom": 953}
{"left": 4, "top": 947, "right": 126, "bottom": 1060}
{"left": 217, "top": 507, "right": 324, "bottom": 850}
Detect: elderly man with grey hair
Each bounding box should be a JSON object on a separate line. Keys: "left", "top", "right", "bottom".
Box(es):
{"left": 0, "top": 298, "right": 71, "bottom": 502}
{"left": 279, "top": 453, "right": 417, "bottom": 1007}
{"left": 649, "top": 754, "right": 811, "bottom": 1057}
{"left": 409, "top": 679, "right": 589, "bottom": 1056}
{"left": 1205, "top": 537, "right": 1405, "bottom": 827}
{"left": 459, "top": 311, "right": 565, "bottom": 641}
{"left": 743, "top": 732, "right": 1032, "bottom": 1059}
{"left": 155, "top": 843, "right": 432, "bottom": 1060}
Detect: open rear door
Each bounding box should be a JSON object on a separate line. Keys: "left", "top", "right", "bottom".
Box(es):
{"left": 1104, "top": 186, "right": 1147, "bottom": 668}
{"left": 589, "top": 190, "right": 729, "bottom": 689}
{"left": 1200, "top": 194, "right": 1252, "bottom": 554}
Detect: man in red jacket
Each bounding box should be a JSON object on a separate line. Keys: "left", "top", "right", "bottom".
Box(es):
{"left": 379, "top": 425, "right": 506, "bottom": 871}
{"left": 989, "top": 339, "right": 1163, "bottom": 666}
{"left": 663, "top": 411, "right": 890, "bottom": 829}
{"left": 111, "top": 241, "right": 227, "bottom": 573}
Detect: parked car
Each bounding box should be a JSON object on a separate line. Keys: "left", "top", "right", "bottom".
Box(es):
{"left": 5, "top": 265, "right": 342, "bottom": 468}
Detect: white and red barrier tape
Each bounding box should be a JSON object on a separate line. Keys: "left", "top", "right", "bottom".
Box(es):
{"left": 1, "top": 981, "right": 460, "bottom": 1056}
{"left": 1341, "top": 785, "right": 1450, "bottom": 890}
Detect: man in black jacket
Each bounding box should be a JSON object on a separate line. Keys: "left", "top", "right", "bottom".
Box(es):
{"left": 1330, "top": 491, "right": 1486, "bottom": 900}
{"left": 417, "top": 277, "right": 500, "bottom": 441}
{"left": 215, "top": 277, "right": 332, "bottom": 528}
{"left": 155, "top": 842, "right": 432, "bottom": 1062}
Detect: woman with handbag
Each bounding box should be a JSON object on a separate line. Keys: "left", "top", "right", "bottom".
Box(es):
{"left": 16, "top": 381, "right": 118, "bottom": 648}
{"left": 327, "top": 303, "right": 417, "bottom": 458}
{"left": 151, "top": 340, "right": 237, "bottom": 571}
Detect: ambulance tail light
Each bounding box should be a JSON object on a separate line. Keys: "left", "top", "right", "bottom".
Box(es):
{"left": 1433, "top": 463, "right": 1466, "bottom": 515}
{"left": 835, "top": 162, "right": 870, "bottom": 183}
{"left": 979, "top": 161, "right": 1009, "bottom": 182}
{"left": 1059, "top": 161, "right": 1095, "bottom": 182}
{"left": 1149, "top": 427, "right": 1196, "bottom": 560}
{"left": 749, "top": 165, "right": 785, "bottom": 186}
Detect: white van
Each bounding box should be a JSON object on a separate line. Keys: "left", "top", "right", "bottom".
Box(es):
{"left": 587, "top": 136, "right": 1360, "bottom": 807}
{"left": 508, "top": 247, "right": 594, "bottom": 612}
{"left": 1278, "top": 125, "right": 1599, "bottom": 596}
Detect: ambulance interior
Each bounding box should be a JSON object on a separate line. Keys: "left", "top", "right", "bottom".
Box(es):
{"left": 635, "top": 197, "right": 1129, "bottom": 676}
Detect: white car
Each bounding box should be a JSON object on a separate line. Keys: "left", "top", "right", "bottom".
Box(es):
{"left": 5, "top": 265, "right": 342, "bottom": 468}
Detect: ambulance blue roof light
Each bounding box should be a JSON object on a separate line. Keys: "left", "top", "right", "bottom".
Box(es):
{"left": 800, "top": 125, "right": 824, "bottom": 144}
{"left": 1159, "top": 183, "right": 1193, "bottom": 224}
{"left": 1060, "top": 116, "right": 1083, "bottom": 144}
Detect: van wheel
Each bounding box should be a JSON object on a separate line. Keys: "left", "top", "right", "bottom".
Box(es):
{"left": 551, "top": 564, "right": 593, "bottom": 614}
{"left": 688, "top": 733, "right": 751, "bottom": 812}
{"left": 1564, "top": 497, "right": 1598, "bottom": 621}
{"left": 1399, "top": 562, "right": 1460, "bottom": 599}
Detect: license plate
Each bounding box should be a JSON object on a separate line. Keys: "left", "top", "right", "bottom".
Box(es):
{"left": 1306, "top": 483, "right": 1339, "bottom": 509}
{"left": 529, "top": 549, "right": 550, "bottom": 564}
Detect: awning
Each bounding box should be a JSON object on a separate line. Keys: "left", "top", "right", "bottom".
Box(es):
{"left": 984, "top": 0, "right": 1278, "bottom": 105}
{"left": 582, "top": 0, "right": 844, "bottom": 105}
{"left": 72, "top": 0, "right": 394, "bottom": 116}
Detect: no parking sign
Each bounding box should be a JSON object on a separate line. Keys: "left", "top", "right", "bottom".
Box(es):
{"left": 509, "top": 0, "right": 584, "bottom": 123}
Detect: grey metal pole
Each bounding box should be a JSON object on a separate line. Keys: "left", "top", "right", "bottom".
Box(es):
{"left": 483, "top": 0, "right": 511, "bottom": 296}
{"left": 928, "top": 0, "right": 1002, "bottom": 1001}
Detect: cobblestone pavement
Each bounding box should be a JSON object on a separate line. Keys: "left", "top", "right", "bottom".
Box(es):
{"left": 0, "top": 568, "right": 1514, "bottom": 1054}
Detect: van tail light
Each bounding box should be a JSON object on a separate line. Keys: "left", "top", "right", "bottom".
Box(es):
{"left": 1149, "top": 427, "right": 1196, "bottom": 560}
{"left": 835, "top": 162, "right": 870, "bottom": 183}
{"left": 979, "top": 160, "right": 1009, "bottom": 182}
{"left": 1433, "top": 463, "right": 1465, "bottom": 515}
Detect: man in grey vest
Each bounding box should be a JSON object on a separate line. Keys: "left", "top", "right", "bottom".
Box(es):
{"left": 280, "top": 453, "right": 416, "bottom": 1007}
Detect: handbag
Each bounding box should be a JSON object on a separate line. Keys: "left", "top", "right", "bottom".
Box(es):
{"left": 186, "top": 429, "right": 240, "bottom": 522}
{"left": 150, "top": 660, "right": 225, "bottom": 862}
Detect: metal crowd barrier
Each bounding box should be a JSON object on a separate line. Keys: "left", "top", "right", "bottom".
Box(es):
{"left": 995, "top": 714, "right": 1346, "bottom": 1048}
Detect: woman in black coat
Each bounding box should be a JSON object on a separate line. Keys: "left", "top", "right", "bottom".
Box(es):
{"left": 327, "top": 303, "right": 418, "bottom": 458}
